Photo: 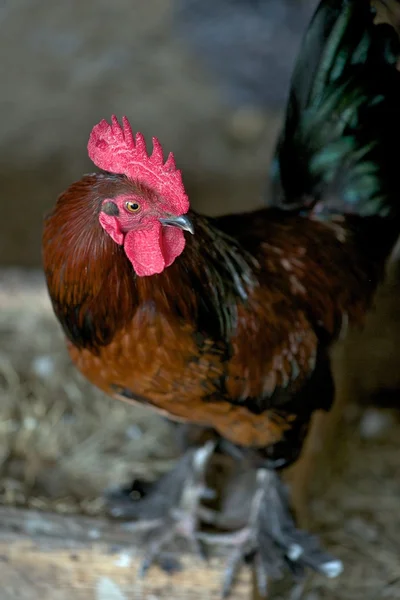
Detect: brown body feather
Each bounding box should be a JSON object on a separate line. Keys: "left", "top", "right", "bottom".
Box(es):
{"left": 43, "top": 174, "right": 384, "bottom": 461}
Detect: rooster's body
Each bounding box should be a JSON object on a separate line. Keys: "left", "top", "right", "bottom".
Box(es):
{"left": 43, "top": 0, "right": 400, "bottom": 594}
{"left": 46, "top": 198, "right": 389, "bottom": 455}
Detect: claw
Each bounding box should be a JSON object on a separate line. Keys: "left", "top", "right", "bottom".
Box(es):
{"left": 121, "top": 518, "right": 163, "bottom": 533}
{"left": 319, "top": 559, "right": 344, "bottom": 578}
{"left": 139, "top": 524, "right": 175, "bottom": 577}
{"left": 254, "top": 553, "right": 269, "bottom": 599}
{"left": 222, "top": 548, "right": 242, "bottom": 598}
{"left": 193, "top": 440, "right": 216, "bottom": 471}
{"left": 287, "top": 543, "right": 303, "bottom": 561}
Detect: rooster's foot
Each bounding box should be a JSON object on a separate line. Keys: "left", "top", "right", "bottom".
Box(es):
{"left": 106, "top": 441, "right": 216, "bottom": 575}
{"left": 199, "top": 468, "right": 343, "bottom": 598}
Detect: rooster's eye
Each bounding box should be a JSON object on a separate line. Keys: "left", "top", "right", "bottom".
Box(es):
{"left": 125, "top": 201, "right": 140, "bottom": 213}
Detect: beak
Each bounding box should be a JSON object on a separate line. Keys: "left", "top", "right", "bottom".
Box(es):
{"left": 159, "top": 215, "right": 194, "bottom": 234}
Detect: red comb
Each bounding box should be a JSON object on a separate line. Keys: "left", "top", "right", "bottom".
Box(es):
{"left": 87, "top": 115, "right": 189, "bottom": 214}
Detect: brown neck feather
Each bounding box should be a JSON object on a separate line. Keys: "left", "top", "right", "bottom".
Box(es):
{"left": 43, "top": 174, "right": 138, "bottom": 350}
{"left": 42, "top": 174, "right": 256, "bottom": 351}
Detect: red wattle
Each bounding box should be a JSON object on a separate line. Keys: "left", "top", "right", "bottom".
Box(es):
{"left": 124, "top": 221, "right": 186, "bottom": 276}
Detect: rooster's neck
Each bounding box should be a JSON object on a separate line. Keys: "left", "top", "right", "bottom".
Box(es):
{"left": 44, "top": 195, "right": 256, "bottom": 352}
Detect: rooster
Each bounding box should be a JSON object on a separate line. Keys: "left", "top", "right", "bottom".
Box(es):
{"left": 43, "top": 0, "right": 400, "bottom": 594}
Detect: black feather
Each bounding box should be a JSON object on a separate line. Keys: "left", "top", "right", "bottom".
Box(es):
{"left": 270, "top": 0, "right": 400, "bottom": 224}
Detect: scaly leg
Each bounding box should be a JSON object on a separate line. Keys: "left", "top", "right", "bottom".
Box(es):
{"left": 106, "top": 441, "right": 216, "bottom": 574}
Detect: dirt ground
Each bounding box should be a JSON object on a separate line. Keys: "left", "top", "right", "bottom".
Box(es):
{"left": 0, "top": 266, "right": 400, "bottom": 599}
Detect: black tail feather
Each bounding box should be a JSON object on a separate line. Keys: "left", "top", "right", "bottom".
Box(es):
{"left": 269, "top": 0, "right": 400, "bottom": 222}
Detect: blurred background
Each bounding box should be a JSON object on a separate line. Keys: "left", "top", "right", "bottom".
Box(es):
{"left": 1, "top": 1, "right": 400, "bottom": 598}
{"left": 0, "top": 0, "right": 318, "bottom": 265}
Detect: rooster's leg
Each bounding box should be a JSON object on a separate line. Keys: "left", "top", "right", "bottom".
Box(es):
{"left": 199, "top": 468, "right": 343, "bottom": 598}
{"left": 106, "top": 441, "right": 216, "bottom": 574}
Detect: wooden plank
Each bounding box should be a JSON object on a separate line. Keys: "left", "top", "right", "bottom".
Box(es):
{"left": 0, "top": 506, "right": 251, "bottom": 600}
